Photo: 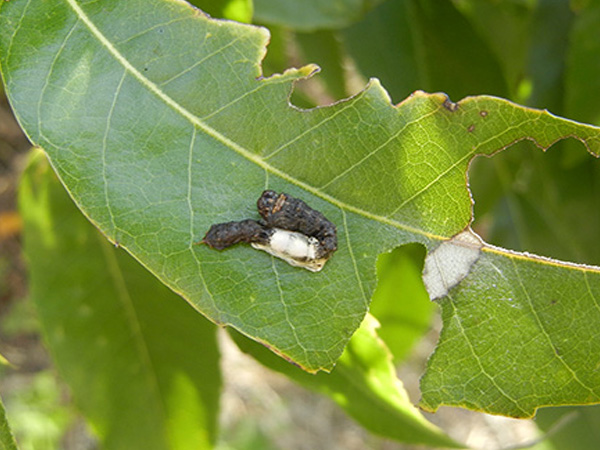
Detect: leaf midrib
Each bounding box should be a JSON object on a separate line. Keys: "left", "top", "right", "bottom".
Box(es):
{"left": 98, "top": 232, "right": 171, "bottom": 436}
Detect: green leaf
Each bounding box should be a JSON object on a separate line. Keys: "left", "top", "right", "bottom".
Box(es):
{"left": 19, "top": 151, "right": 221, "bottom": 450}
{"left": 370, "top": 244, "right": 433, "bottom": 362}
{"left": 253, "top": 0, "right": 383, "bottom": 31}
{"left": 525, "top": 0, "right": 573, "bottom": 111}
{"left": 535, "top": 404, "right": 600, "bottom": 450}
{"left": 342, "top": 0, "right": 509, "bottom": 103}
{"left": 0, "top": 394, "right": 18, "bottom": 450}
{"left": 295, "top": 30, "right": 348, "bottom": 101}
{"left": 341, "top": 0, "right": 419, "bottom": 104}
{"left": 2, "top": 0, "right": 600, "bottom": 419}
{"left": 566, "top": 0, "right": 600, "bottom": 125}
{"left": 231, "top": 314, "right": 463, "bottom": 448}
{"left": 420, "top": 247, "right": 600, "bottom": 418}
{"left": 452, "top": 0, "right": 534, "bottom": 97}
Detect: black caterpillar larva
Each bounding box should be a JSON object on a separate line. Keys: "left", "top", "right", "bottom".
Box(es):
{"left": 201, "top": 190, "right": 337, "bottom": 272}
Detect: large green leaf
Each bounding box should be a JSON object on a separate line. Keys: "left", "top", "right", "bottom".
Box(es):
{"left": 2, "top": 0, "right": 600, "bottom": 417}
{"left": 19, "top": 151, "right": 221, "bottom": 449}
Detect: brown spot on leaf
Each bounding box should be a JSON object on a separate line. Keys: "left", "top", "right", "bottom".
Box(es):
{"left": 443, "top": 98, "right": 459, "bottom": 112}
{"left": 467, "top": 124, "right": 475, "bottom": 133}
{"left": 480, "top": 110, "right": 488, "bottom": 117}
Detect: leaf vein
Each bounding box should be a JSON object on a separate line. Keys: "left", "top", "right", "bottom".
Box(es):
{"left": 342, "top": 209, "right": 368, "bottom": 309}
{"left": 102, "top": 69, "right": 127, "bottom": 238}
{"left": 4, "top": 0, "right": 32, "bottom": 73}
{"left": 584, "top": 271, "right": 600, "bottom": 314}
{"left": 511, "top": 258, "right": 598, "bottom": 396}
{"left": 97, "top": 233, "right": 169, "bottom": 427}
{"left": 270, "top": 258, "right": 307, "bottom": 361}
{"left": 158, "top": 36, "right": 243, "bottom": 88}
{"left": 36, "top": 15, "right": 79, "bottom": 139}
{"left": 387, "top": 117, "right": 542, "bottom": 217}
{"left": 199, "top": 76, "right": 288, "bottom": 122}
{"left": 448, "top": 294, "right": 529, "bottom": 416}
{"left": 263, "top": 100, "right": 356, "bottom": 160}
{"left": 319, "top": 106, "right": 443, "bottom": 190}
{"left": 114, "top": 17, "right": 190, "bottom": 46}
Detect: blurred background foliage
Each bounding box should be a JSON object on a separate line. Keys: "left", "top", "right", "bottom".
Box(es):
{"left": 2, "top": 0, "right": 600, "bottom": 448}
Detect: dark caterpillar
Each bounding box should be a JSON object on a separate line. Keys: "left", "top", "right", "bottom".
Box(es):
{"left": 200, "top": 190, "right": 337, "bottom": 271}
{"left": 256, "top": 190, "right": 337, "bottom": 256}
{"left": 201, "top": 219, "right": 270, "bottom": 250}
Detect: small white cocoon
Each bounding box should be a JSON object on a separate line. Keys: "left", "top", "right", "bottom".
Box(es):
{"left": 422, "top": 229, "right": 483, "bottom": 300}
{"left": 251, "top": 228, "right": 328, "bottom": 272}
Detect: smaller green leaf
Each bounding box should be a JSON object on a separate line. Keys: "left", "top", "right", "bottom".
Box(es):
{"left": 343, "top": 0, "right": 508, "bottom": 103}
{"left": 536, "top": 404, "right": 600, "bottom": 450}
{"left": 370, "top": 244, "right": 433, "bottom": 362}
{"left": 525, "top": 0, "right": 573, "bottom": 111}
{"left": 0, "top": 393, "right": 18, "bottom": 450}
{"left": 19, "top": 151, "right": 221, "bottom": 450}
{"left": 295, "top": 30, "right": 347, "bottom": 101}
{"left": 566, "top": 0, "right": 600, "bottom": 124}
{"left": 342, "top": 0, "right": 419, "bottom": 103}
{"left": 453, "top": 0, "right": 535, "bottom": 97}
{"left": 420, "top": 248, "right": 600, "bottom": 418}
{"left": 231, "top": 315, "right": 463, "bottom": 448}
{"left": 254, "top": 0, "right": 384, "bottom": 31}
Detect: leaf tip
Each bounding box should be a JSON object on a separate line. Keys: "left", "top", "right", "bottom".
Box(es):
{"left": 365, "top": 77, "right": 393, "bottom": 105}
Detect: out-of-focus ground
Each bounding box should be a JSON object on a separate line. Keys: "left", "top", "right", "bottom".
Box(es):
{"left": 0, "top": 85, "right": 545, "bottom": 450}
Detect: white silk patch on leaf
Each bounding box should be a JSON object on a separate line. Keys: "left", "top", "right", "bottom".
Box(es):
{"left": 423, "top": 229, "right": 483, "bottom": 300}
{"left": 251, "top": 228, "right": 329, "bottom": 272}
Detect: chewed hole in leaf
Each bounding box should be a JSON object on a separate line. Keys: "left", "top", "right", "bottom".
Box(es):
{"left": 369, "top": 243, "right": 434, "bottom": 363}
